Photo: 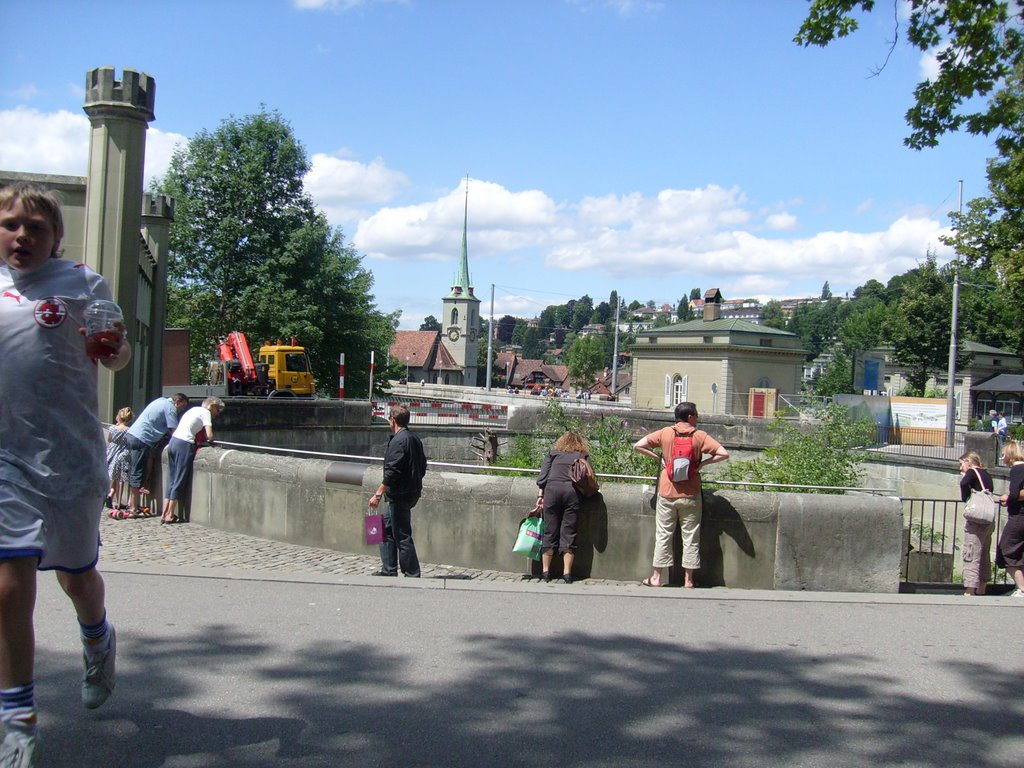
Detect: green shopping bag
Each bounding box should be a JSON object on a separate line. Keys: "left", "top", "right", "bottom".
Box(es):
{"left": 513, "top": 515, "right": 544, "bottom": 561}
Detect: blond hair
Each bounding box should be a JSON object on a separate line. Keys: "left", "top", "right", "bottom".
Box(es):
{"left": 115, "top": 406, "right": 134, "bottom": 425}
{"left": 959, "top": 451, "right": 984, "bottom": 469}
{"left": 1003, "top": 439, "right": 1023, "bottom": 464}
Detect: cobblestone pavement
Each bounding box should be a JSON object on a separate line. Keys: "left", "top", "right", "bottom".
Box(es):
{"left": 98, "top": 512, "right": 635, "bottom": 586}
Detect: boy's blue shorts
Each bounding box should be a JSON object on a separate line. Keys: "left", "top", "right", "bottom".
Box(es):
{"left": 0, "top": 483, "right": 102, "bottom": 572}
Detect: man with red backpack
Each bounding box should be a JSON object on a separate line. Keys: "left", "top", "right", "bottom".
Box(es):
{"left": 633, "top": 401, "right": 729, "bottom": 588}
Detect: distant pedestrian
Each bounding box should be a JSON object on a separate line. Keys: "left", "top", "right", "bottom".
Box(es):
{"left": 996, "top": 440, "right": 1024, "bottom": 597}
{"left": 990, "top": 410, "right": 1008, "bottom": 447}
{"left": 125, "top": 393, "right": 189, "bottom": 516}
{"left": 105, "top": 406, "right": 134, "bottom": 517}
{"left": 633, "top": 402, "right": 729, "bottom": 588}
{"left": 535, "top": 432, "right": 593, "bottom": 583}
{"left": 369, "top": 404, "right": 427, "bottom": 577}
{"left": 957, "top": 452, "right": 995, "bottom": 596}
{"left": 160, "top": 397, "right": 224, "bottom": 525}
{"left": 0, "top": 182, "right": 131, "bottom": 766}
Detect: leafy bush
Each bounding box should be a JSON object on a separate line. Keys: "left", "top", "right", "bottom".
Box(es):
{"left": 498, "top": 399, "right": 650, "bottom": 478}
{"left": 716, "top": 403, "right": 875, "bottom": 493}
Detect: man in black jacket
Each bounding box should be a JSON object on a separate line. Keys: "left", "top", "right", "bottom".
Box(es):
{"left": 368, "top": 404, "right": 427, "bottom": 577}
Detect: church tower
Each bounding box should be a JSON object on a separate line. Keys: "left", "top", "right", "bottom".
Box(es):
{"left": 440, "top": 180, "right": 480, "bottom": 386}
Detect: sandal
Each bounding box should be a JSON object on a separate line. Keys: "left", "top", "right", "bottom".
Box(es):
{"left": 109, "top": 509, "right": 132, "bottom": 520}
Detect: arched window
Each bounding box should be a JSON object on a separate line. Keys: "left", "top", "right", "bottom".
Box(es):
{"left": 666, "top": 374, "right": 688, "bottom": 407}
{"left": 673, "top": 375, "right": 688, "bottom": 406}
{"left": 451, "top": 308, "right": 459, "bottom": 326}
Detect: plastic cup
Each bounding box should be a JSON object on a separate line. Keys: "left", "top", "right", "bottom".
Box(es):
{"left": 84, "top": 300, "right": 123, "bottom": 359}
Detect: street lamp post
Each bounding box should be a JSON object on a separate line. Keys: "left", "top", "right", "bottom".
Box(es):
{"left": 405, "top": 356, "right": 410, "bottom": 386}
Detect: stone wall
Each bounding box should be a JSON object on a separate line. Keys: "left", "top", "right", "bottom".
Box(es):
{"left": 186, "top": 447, "right": 904, "bottom": 593}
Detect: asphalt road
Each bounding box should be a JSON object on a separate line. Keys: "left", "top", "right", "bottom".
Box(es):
{"left": 24, "top": 516, "right": 1024, "bottom": 768}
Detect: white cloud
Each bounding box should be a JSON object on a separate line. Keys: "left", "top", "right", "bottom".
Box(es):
{"left": 292, "top": 0, "right": 405, "bottom": 10}
{"left": 2, "top": 108, "right": 954, "bottom": 313}
{"left": 355, "top": 175, "right": 952, "bottom": 310}
{"left": 353, "top": 179, "right": 559, "bottom": 261}
{"left": 765, "top": 212, "right": 798, "bottom": 231}
{"left": 854, "top": 198, "right": 874, "bottom": 215}
{"left": 144, "top": 127, "right": 188, "bottom": 186}
{"left": 0, "top": 107, "right": 186, "bottom": 189}
{"left": 305, "top": 152, "right": 410, "bottom": 224}
{"left": 919, "top": 47, "right": 942, "bottom": 82}
{"left": 2, "top": 84, "right": 39, "bottom": 100}
{"left": 0, "top": 107, "right": 89, "bottom": 176}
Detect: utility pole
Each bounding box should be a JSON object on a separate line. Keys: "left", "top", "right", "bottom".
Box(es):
{"left": 486, "top": 283, "right": 494, "bottom": 391}
{"left": 610, "top": 293, "right": 622, "bottom": 401}
{"left": 944, "top": 179, "right": 963, "bottom": 447}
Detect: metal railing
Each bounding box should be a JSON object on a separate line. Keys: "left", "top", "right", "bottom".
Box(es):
{"left": 371, "top": 399, "right": 509, "bottom": 427}
{"left": 864, "top": 427, "right": 967, "bottom": 461}
{"left": 902, "top": 496, "right": 1009, "bottom": 585}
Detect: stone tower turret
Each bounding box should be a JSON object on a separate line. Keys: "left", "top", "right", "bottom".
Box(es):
{"left": 82, "top": 67, "right": 156, "bottom": 419}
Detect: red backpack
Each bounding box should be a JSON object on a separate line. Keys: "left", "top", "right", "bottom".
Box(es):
{"left": 666, "top": 429, "right": 697, "bottom": 482}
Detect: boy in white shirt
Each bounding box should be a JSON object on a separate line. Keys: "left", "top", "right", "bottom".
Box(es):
{"left": 0, "top": 184, "right": 131, "bottom": 766}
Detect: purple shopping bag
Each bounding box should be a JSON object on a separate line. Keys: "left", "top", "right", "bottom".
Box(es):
{"left": 364, "top": 513, "right": 385, "bottom": 545}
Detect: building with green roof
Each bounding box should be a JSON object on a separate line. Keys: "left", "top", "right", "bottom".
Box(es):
{"left": 630, "top": 290, "right": 807, "bottom": 415}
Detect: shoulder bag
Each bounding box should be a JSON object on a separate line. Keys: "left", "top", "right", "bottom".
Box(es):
{"left": 963, "top": 467, "right": 997, "bottom": 525}
{"left": 569, "top": 454, "right": 600, "bottom": 498}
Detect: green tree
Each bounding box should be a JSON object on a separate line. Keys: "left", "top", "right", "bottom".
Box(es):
{"left": 943, "top": 65, "right": 1024, "bottom": 356}
{"left": 676, "top": 296, "right": 694, "bottom": 321}
{"left": 565, "top": 335, "right": 607, "bottom": 390}
{"left": 820, "top": 281, "right": 832, "bottom": 300}
{"left": 571, "top": 295, "right": 594, "bottom": 331}
{"left": 520, "top": 326, "right": 546, "bottom": 359}
{"left": 795, "top": 1, "right": 1024, "bottom": 149}
{"left": 497, "top": 399, "right": 649, "bottom": 477}
{"left": 761, "top": 299, "right": 786, "bottom": 330}
{"left": 496, "top": 314, "right": 517, "bottom": 344}
{"left": 812, "top": 347, "right": 855, "bottom": 398}
{"left": 689, "top": 287, "right": 702, "bottom": 300}
{"left": 837, "top": 300, "right": 887, "bottom": 354}
{"left": 419, "top": 315, "right": 441, "bottom": 332}
{"left": 157, "top": 108, "right": 396, "bottom": 395}
{"left": 884, "top": 253, "right": 968, "bottom": 394}
{"left": 797, "top": 3, "right": 1024, "bottom": 354}
{"left": 853, "top": 278, "right": 887, "bottom": 303}
{"left": 788, "top": 299, "right": 841, "bottom": 359}
{"left": 718, "top": 404, "right": 875, "bottom": 492}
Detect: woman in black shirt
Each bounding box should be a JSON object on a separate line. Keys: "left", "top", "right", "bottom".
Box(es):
{"left": 958, "top": 452, "right": 995, "bottom": 596}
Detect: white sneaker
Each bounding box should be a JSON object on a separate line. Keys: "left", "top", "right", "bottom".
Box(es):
{"left": 1010, "top": 588, "right": 1024, "bottom": 598}
{"left": 0, "top": 731, "right": 37, "bottom": 768}
{"left": 82, "top": 624, "right": 116, "bottom": 709}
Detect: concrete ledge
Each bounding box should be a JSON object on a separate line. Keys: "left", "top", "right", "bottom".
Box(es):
{"left": 188, "top": 448, "right": 903, "bottom": 593}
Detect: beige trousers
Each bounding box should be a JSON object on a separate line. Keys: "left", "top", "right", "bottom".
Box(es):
{"left": 653, "top": 494, "right": 702, "bottom": 570}
{"left": 962, "top": 520, "right": 994, "bottom": 589}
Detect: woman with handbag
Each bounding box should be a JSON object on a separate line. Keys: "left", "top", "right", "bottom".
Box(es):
{"left": 996, "top": 440, "right": 1024, "bottom": 598}
{"left": 535, "top": 432, "right": 592, "bottom": 584}
{"left": 958, "top": 452, "right": 995, "bottom": 596}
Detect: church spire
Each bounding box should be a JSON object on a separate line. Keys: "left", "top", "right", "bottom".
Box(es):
{"left": 448, "top": 176, "right": 476, "bottom": 299}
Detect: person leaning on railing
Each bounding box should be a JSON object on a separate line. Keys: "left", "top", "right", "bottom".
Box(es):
{"left": 995, "top": 440, "right": 1024, "bottom": 598}
{"left": 958, "top": 452, "right": 995, "bottom": 596}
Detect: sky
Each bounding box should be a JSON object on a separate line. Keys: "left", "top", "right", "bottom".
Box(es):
{"left": 0, "top": 0, "right": 998, "bottom": 329}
